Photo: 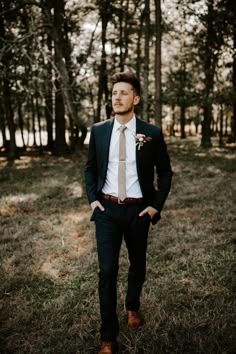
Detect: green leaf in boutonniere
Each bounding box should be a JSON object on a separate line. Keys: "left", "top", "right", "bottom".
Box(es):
{"left": 135, "top": 134, "right": 152, "bottom": 150}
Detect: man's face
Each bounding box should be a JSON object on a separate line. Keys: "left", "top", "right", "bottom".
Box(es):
{"left": 112, "top": 82, "right": 140, "bottom": 115}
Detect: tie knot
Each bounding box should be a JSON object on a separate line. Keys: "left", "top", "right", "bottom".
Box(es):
{"left": 119, "top": 125, "right": 127, "bottom": 133}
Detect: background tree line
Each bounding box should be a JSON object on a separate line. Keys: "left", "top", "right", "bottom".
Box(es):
{"left": 0, "top": 0, "right": 235, "bottom": 158}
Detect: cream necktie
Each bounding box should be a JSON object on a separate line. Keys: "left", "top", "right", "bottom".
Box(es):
{"left": 118, "top": 126, "right": 127, "bottom": 201}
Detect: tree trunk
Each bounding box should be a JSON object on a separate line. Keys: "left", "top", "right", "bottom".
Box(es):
{"left": 201, "top": 0, "right": 216, "bottom": 148}
{"left": 55, "top": 82, "right": 67, "bottom": 153}
{"left": 0, "top": 89, "right": 6, "bottom": 147}
{"left": 213, "top": 115, "right": 218, "bottom": 136}
{"left": 26, "top": 101, "right": 30, "bottom": 146}
{"left": 53, "top": 12, "right": 86, "bottom": 129}
{"left": 64, "top": 18, "right": 77, "bottom": 145}
{"left": 170, "top": 104, "right": 176, "bottom": 136}
{"left": 119, "top": 0, "right": 124, "bottom": 71}
{"left": 123, "top": 0, "right": 130, "bottom": 68}
{"left": 53, "top": 0, "right": 68, "bottom": 154}
{"left": 118, "top": 0, "right": 130, "bottom": 72}
{"left": 0, "top": 1, "right": 18, "bottom": 158}
{"left": 0, "top": 116, "right": 6, "bottom": 147}
{"left": 143, "top": 0, "right": 150, "bottom": 122}
{"left": 231, "top": 27, "right": 236, "bottom": 142}
{"left": 3, "top": 78, "right": 17, "bottom": 158}
{"left": 201, "top": 104, "right": 213, "bottom": 147}
{"left": 31, "top": 96, "right": 37, "bottom": 146}
{"left": 43, "top": 0, "right": 86, "bottom": 152}
{"left": 36, "top": 93, "right": 42, "bottom": 148}
{"left": 225, "top": 111, "right": 231, "bottom": 137}
{"left": 219, "top": 104, "right": 224, "bottom": 146}
{"left": 154, "top": 0, "right": 162, "bottom": 127}
{"left": 180, "top": 104, "right": 186, "bottom": 139}
{"left": 96, "top": 1, "right": 110, "bottom": 122}
{"left": 180, "top": 61, "right": 186, "bottom": 139}
{"left": 136, "top": 12, "right": 144, "bottom": 81}
{"left": 17, "top": 100, "right": 26, "bottom": 148}
{"left": 45, "top": 32, "right": 54, "bottom": 150}
{"left": 0, "top": 3, "right": 6, "bottom": 148}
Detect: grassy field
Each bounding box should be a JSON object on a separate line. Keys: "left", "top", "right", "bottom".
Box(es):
{"left": 0, "top": 137, "right": 235, "bottom": 354}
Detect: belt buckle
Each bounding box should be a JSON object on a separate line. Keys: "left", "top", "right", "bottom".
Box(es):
{"left": 118, "top": 198, "right": 126, "bottom": 204}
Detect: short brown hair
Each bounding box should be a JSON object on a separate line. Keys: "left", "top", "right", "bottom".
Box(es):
{"left": 111, "top": 71, "right": 141, "bottom": 96}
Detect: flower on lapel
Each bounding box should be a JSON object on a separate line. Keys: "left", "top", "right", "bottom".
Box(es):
{"left": 135, "top": 134, "right": 152, "bottom": 150}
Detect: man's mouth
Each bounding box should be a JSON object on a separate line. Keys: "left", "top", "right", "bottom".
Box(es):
{"left": 115, "top": 103, "right": 122, "bottom": 106}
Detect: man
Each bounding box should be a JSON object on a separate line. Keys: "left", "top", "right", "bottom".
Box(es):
{"left": 85, "top": 71, "right": 172, "bottom": 354}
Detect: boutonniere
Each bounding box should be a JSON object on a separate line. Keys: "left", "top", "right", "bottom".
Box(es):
{"left": 135, "top": 134, "right": 152, "bottom": 150}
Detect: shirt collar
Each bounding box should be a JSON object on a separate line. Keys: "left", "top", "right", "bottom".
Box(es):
{"left": 114, "top": 115, "right": 136, "bottom": 133}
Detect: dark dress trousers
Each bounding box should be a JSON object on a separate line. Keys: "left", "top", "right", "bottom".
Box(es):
{"left": 84, "top": 116, "right": 173, "bottom": 341}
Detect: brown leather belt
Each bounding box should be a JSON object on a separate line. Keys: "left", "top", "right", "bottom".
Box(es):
{"left": 101, "top": 193, "right": 143, "bottom": 205}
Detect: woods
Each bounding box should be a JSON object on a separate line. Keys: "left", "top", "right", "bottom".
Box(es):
{"left": 1, "top": 1, "right": 236, "bottom": 352}
{"left": 0, "top": 0, "right": 235, "bottom": 158}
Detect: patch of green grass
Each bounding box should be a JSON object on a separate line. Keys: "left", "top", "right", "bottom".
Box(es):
{"left": 0, "top": 140, "right": 236, "bottom": 353}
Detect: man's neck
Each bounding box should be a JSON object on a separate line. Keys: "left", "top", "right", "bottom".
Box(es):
{"left": 115, "top": 112, "right": 134, "bottom": 125}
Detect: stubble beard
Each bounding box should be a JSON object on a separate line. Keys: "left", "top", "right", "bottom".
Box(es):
{"left": 113, "top": 104, "right": 134, "bottom": 115}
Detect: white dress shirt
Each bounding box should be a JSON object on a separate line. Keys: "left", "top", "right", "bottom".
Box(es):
{"left": 102, "top": 116, "right": 143, "bottom": 198}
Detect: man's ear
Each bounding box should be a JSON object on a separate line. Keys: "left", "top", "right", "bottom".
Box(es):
{"left": 134, "top": 96, "right": 140, "bottom": 106}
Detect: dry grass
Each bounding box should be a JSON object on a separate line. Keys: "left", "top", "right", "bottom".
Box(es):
{"left": 0, "top": 138, "right": 235, "bottom": 354}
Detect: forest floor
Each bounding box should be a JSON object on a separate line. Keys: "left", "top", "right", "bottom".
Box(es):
{"left": 0, "top": 137, "right": 236, "bottom": 354}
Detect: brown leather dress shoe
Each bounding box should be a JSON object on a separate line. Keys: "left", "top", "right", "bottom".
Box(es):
{"left": 98, "top": 341, "right": 118, "bottom": 354}
{"left": 127, "top": 310, "right": 142, "bottom": 329}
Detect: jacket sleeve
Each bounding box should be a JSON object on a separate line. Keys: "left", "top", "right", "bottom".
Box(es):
{"left": 84, "top": 126, "right": 98, "bottom": 204}
{"left": 152, "top": 129, "right": 173, "bottom": 215}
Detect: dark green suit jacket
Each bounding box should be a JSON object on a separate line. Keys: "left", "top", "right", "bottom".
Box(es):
{"left": 84, "top": 116, "right": 173, "bottom": 225}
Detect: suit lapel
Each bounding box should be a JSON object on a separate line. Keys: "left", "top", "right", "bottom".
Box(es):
{"left": 135, "top": 116, "right": 145, "bottom": 183}
{"left": 103, "top": 118, "right": 114, "bottom": 170}
{"left": 135, "top": 116, "right": 152, "bottom": 182}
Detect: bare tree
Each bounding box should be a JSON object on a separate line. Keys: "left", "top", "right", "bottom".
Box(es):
{"left": 143, "top": 0, "right": 150, "bottom": 122}
{"left": 154, "top": 0, "right": 162, "bottom": 127}
{"left": 0, "top": 0, "right": 18, "bottom": 158}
